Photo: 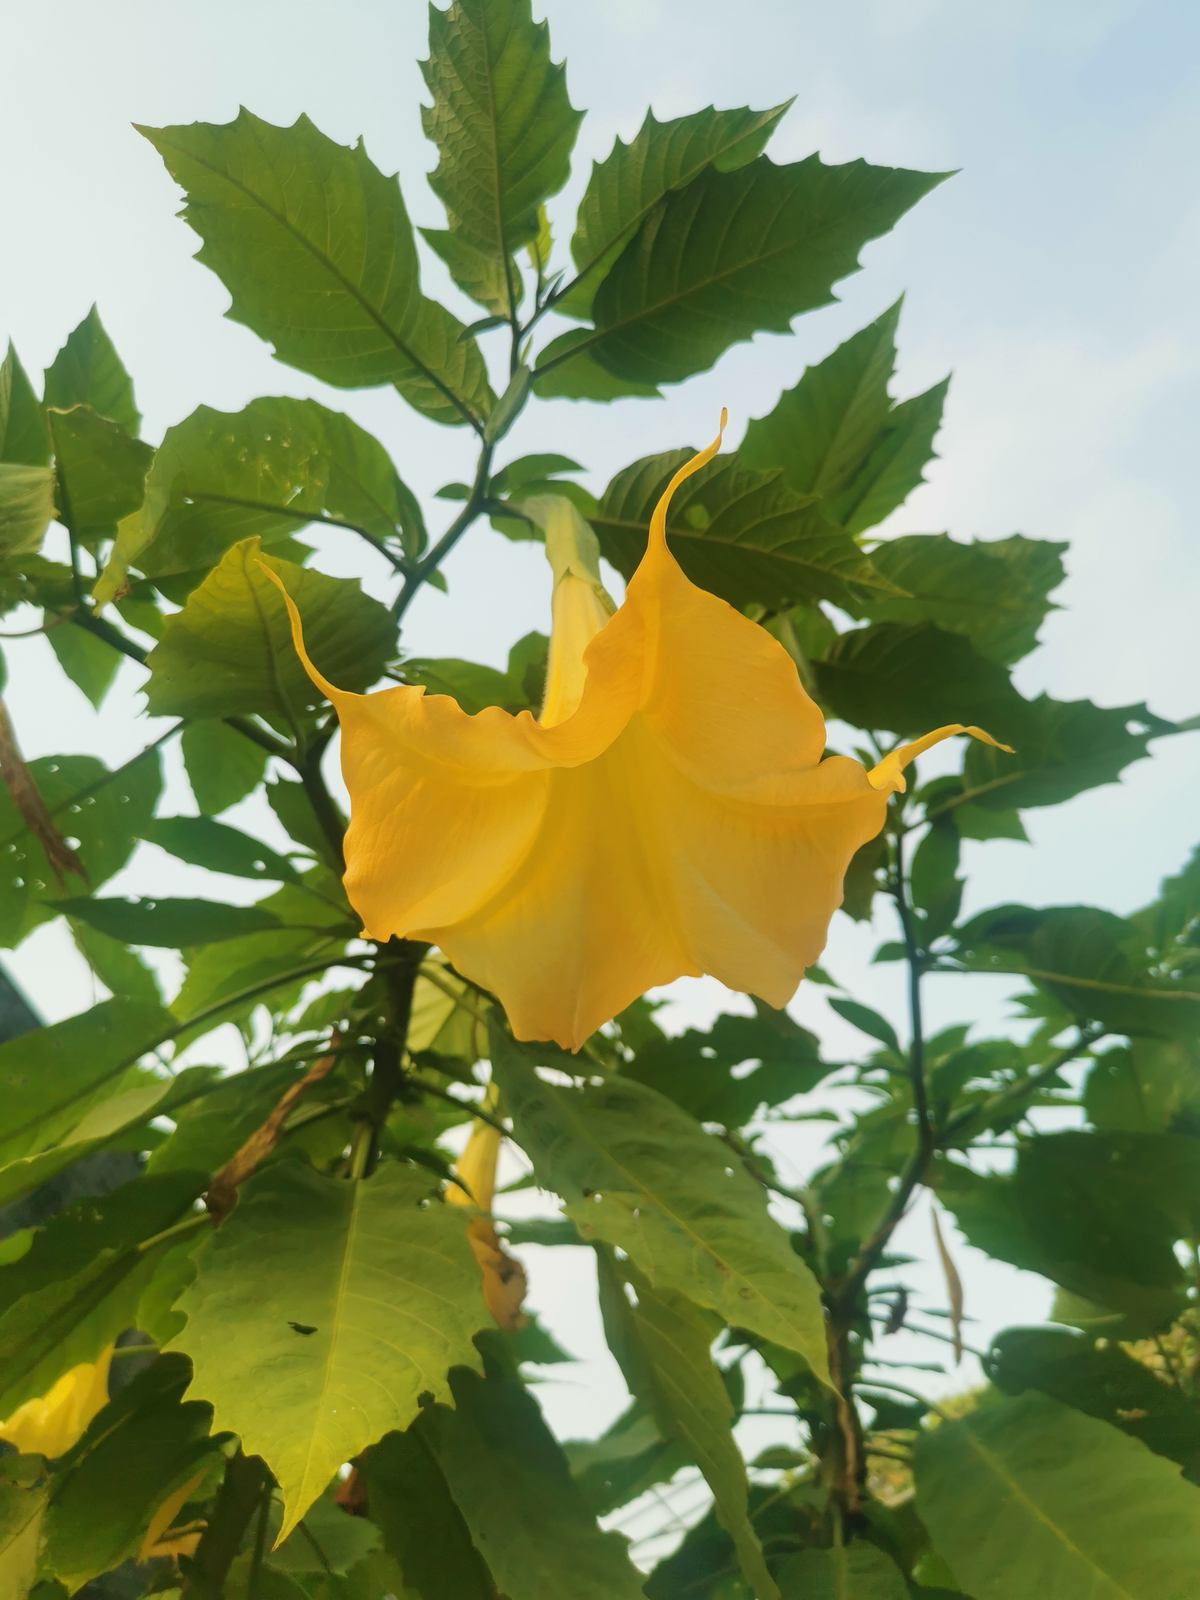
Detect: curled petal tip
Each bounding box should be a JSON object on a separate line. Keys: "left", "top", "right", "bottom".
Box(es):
{"left": 868, "top": 723, "right": 1014, "bottom": 795}
{"left": 649, "top": 408, "right": 729, "bottom": 551}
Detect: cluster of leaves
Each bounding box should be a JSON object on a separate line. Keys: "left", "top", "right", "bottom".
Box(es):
{"left": 1, "top": 1, "right": 1198, "bottom": 1596}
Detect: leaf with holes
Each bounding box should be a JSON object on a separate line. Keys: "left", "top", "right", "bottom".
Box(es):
{"left": 171, "top": 1160, "right": 487, "bottom": 1541}
{"left": 144, "top": 537, "right": 394, "bottom": 721}
{"left": 139, "top": 112, "right": 494, "bottom": 426}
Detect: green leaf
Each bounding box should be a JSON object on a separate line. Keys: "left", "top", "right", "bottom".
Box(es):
{"left": 534, "top": 155, "right": 945, "bottom": 389}
{"left": 915, "top": 1392, "right": 1200, "bottom": 1600}
{"left": 741, "top": 298, "right": 948, "bottom": 537}
{"left": 988, "top": 1325, "right": 1200, "bottom": 1477}
{"left": 364, "top": 1430, "right": 495, "bottom": 1600}
{"left": 0, "top": 995, "right": 171, "bottom": 1169}
{"left": 1134, "top": 845, "right": 1200, "bottom": 957}
{"left": 41, "top": 1354, "right": 218, "bottom": 1591}
{"left": 561, "top": 102, "right": 790, "bottom": 318}
{"left": 181, "top": 720, "right": 269, "bottom": 814}
{"left": 69, "top": 915, "right": 163, "bottom": 1006}
{"left": 0, "top": 1172, "right": 201, "bottom": 1416}
{"left": 957, "top": 905, "right": 1200, "bottom": 1040}
{"left": 147, "top": 1061, "right": 303, "bottom": 1178}
{"left": 531, "top": 328, "right": 662, "bottom": 400}
{"left": 0, "top": 1457, "right": 47, "bottom": 1598}
{"left": 774, "top": 1543, "right": 909, "bottom": 1599}
{"left": 849, "top": 533, "right": 1066, "bottom": 666}
{"left": 421, "top": 0, "right": 581, "bottom": 316}
{"left": 1084, "top": 1039, "right": 1200, "bottom": 1136}
{"left": 55, "top": 894, "right": 283, "bottom": 947}
{"left": 47, "top": 405, "right": 152, "bottom": 547}
{"left": 0, "top": 342, "right": 49, "bottom": 465}
{"left": 625, "top": 1010, "right": 831, "bottom": 1126}
{"left": 491, "top": 1027, "right": 830, "bottom": 1384}
{"left": 0, "top": 745, "right": 163, "bottom": 946}
{"left": 954, "top": 694, "right": 1172, "bottom": 812}
{"left": 99, "top": 397, "right": 422, "bottom": 597}
{"left": 828, "top": 997, "right": 901, "bottom": 1053}
{"left": 0, "top": 462, "right": 56, "bottom": 557}
{"left": 43, "top": 305, "right": 140, "bottom": 434}
{"left": 405, "top": 631, "right": 548, "bottom": 716}
{"left": 592, "top": 450, "right": 893, "bottom": 611}
{"left": 909, "top": 816, "right": 962, "bottom": 938}
{"left": 813, "top": 622, "right": 1024, "bottom": 736}
{"left": 172, "top": 1160, "right": 487, "bottom": 1540}
{"left": 419, "top": 1365, "right": 648, "bottom": 1600}
{"left": 597, "top": 1251, "right": 778, "bottom": 1600}
{"left": 144, "top": 814, "right": 300, "bottom": 882}
{"left": 47, "top": 619, "right": 122, "bottom": 708}
{"left": 422, "top": 226, "right": 521, "bottom": 319}
{"left": 144, "top": 537, "right": 394, "bottom": 721}
{"left": 139, "top": 112, "right": 494, "bottom": 426}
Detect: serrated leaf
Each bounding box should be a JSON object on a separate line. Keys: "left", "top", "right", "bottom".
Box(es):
{"left": 421, "top": 0, "right": 581, "bottom": 317}
{"left": 988, "top": 1325, "right": 1200, "bottom": 1476}
{"left": 954, "top": 694, "right": 1172, "bottom": 812}
{"left": 561, "top": 102, "right": 790, "bottom": 318}
{"left": 55, "top": 894, "right": 283, "bottom": 947}
{"left": 172, "top": 1160, "right": 487, "bottom": 1541}
{"left": 832, "top": 378, "right": 948, "bottom": 534}
{"left": 404, "top": 633, "right": 548, "bottom": 716}
{"left": 47, "top": 405, "right": 152, "bottom": 548}
{"left": 531, "top": 328, "right": 662, "bottom": 399}
{"left": 491, "top": 1028, "right": 830, "bottom": 1384}
{"left": 99, "top": 398, "right": 421, "bottom": 599}
{"left": 180, "top": 721, "right": 269, "bottom": 814}
{"left": 957, "top": 904, "right": 1200, "bottom": 1040}
{"left": 774, "top": 1543, "right": 908, "bottom": 1598}
{"left": 140, "top": 111, "right": 494, "bottom": 426}
{"left": 0, "top": 343, "right": 49, "bottom": 465}
{"left": 144, "top": 537, "right": 393, "bottom": 720}
{"left": 0, "top": 746, "right": 163, "bottom": 947}
{"left": 850, "top": 533, "right": 1066, "bottom": 666}
{"left": 0, "top": 462, "right": 55, "bottom": 557}
{"left": 813, "top": 621, "right": 1024, "bottom": 735}
{"left": 535, "top": 155, "right": 944, "bottom": 389}
{"left": 423, "top": 226, "right": 521, "bottom": 319}
{"left": 916, "top": 1392, "right": 1200, "bottom": 1600}
{"left": 0, "top": 1173, "right": 201, "bottom": 1416}
{"left": 43, "top": 305, "right": 140, "bottom": 435}
{"left": 597, "top": 1252, "right": 778, "bottom": 1600}
{"left": 419, "top": 1365, "right": 648, "bottom": 1600}
{"left": 592, "top": 449, "right": 892, "bottom": 610}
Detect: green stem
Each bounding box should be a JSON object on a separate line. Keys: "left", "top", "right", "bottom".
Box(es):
{"left": 941, "top": 1027, "right": 1103, "bottom": 1145}
{"left": 183, "top": 1454, "right": 271, "bottom": 1599}
{"left": 392, "top": 443, "right": 494, "bottom": 624}
{"left": 246, "top": 1480, "right": 273, "bottom": 1600}
{"left": 856, "top": 1376, "right": 950, "bottom": 1421}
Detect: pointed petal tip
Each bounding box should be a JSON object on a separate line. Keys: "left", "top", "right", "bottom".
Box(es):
{"left": 867, "top": 723, "right": 1013, "bottom": 794}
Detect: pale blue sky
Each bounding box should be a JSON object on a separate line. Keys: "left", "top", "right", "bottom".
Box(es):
{"left": 3, "top": 0, "right": 1198, "bottom": 1511}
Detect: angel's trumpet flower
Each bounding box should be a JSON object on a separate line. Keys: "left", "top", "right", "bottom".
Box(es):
{"left": 263, "top": 415, "right": 1007, "bottom": 1050}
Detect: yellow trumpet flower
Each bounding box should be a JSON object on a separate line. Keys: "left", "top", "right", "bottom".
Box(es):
{"left": 0, "top": 1346, "right": 113, "bottom": 1459}
{"left": 263, "top": 415, "right": 1007, "bottom": 1051}
{"left": 446, "top": 1093, "right": 528, "bottom": 1331}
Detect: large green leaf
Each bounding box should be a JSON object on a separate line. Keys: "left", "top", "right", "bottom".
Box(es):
{"left": 0, "top": 1173, "right": 202, "bottom": 1415}
{"left": 144, "top": 813, "right": 300, "bottom": 883}
{"left": 144, "top": 537, "right": 394, "bottom": 720}
{"left": 534, "top": 155, "right": 944, "bottom": 388}
{"left": 47, "top": 405, "right": 152, "bottom": 547}
{"left": 43, "top": 305, "right": 140, "bottom": 435}
{"left": 419, "top": 1365, "right": 648, "bottom": 1600}
{"left": 988, "top": 1325, "right": 1200, "bottom": 1477}
{"left": 140, "top": 111, "right": 494, "bottom": 426}
{"left": 598, "top": 1251, "right": 777, "bottom": 1600}
{"left": 849, "top": 533, "right": 1066, "bottom": 666}
{"left": 404, "top": 630, "right": 548, "bottom": 716}
{"left": 0, "top": 747, "right": 163, "bottom": 946}
{"left": 957, "top": 905, "right": 1200, "bottom": 1041}
{"left": 172, "top": 1160, "right": 487, "bottom": 1541}
{"left": 55, "top": 894, "right": 283, "bottom": 947}
{"left": 41, "top": 1355, "right": 218, "bottom": 1591}
{"left": 1084, "top": 1038, "right": 1200, "bottom": 1136}
{"left": 99, "top": 397, "right": 423, "bottom": 599}
{"left": 774, "top": 1543, "right": 909, "bottom": 1598}
{"left": 916, "top": 1392, "right": 1200, "bottom": 1600}
{"left": 813, "top": 621, "right": 1024, "bottom": 735}
{"left": 491, "top": 1028, "right": 830, "bottom": 1384}
{"left": 180, "top": 720, "right": 269, "bottom": 814}
{"left": 421, "top": 0, "right": 581, "bottom": 317}
{"left": 741, "top": 298, "right": 948, "bottom": 535}
{"left": 48, "top": 621, "right": 122, "bottom": 709}
{"left": 0, "top": 342, "right": 49, "bottom": 465}
{"left": 951, "top": 694, "right": 1173, "bottom": 812}
{"left": 0, "top": 1459, "right": 47, "bottom": 1598}
{"left": 560, "top": 102, "right": 790, "bottom": 318}
{"left": 0, "top": 463, "right": 55, "bottom": 557}
{"left": 365, "top": 1429, "right": 494, "bottom": 1600}
{"left": 592, "top": 449, "right": 893, "bottom": 610}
